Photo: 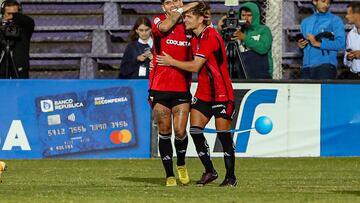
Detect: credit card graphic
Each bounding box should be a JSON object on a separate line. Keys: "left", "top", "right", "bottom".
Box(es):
{"left": 35, "top": 87, "right": 137, "bottom": 157}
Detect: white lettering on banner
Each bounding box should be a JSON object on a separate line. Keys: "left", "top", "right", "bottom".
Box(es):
{"left": 166, "top": 39, "right": 190, "bottom": 46}
{"left": 94, "top": 96, "right": 128, "bottom": 105}
{"left": 2, "top": 120, "right": 31, "bottom": 151}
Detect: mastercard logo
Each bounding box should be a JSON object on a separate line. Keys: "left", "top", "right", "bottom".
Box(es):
{"left": 110, "top": 129, "right": 132, "bottom": 144}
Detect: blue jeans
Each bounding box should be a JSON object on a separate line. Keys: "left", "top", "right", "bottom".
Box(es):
{"left": 300, "top": 64, "right": 337, "bottom": 79}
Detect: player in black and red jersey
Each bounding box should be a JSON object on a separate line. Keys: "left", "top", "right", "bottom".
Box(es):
{"left": 149, "top": 0, "right": 198, "bottom": 187}
{"left": 157, "top": 1, "right": 237, "bottom": 187}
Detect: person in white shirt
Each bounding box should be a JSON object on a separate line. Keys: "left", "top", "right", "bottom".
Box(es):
{"left": 344, "top": 2, "right": 360, "bottom": 78}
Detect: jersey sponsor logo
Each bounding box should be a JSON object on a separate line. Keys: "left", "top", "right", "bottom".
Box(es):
{"left": 166, "top": 39, "right": 190, "bottom": 47}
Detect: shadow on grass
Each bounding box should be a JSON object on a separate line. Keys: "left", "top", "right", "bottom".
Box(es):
{"left": 115, "top": 176, "right": 164, "bottom": 186}
{"left": 332, "top": 191, "right": 360, "bottom": 196}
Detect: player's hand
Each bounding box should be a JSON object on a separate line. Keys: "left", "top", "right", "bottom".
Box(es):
{"left": 137, "top": 53, "right": 147, "bottom": 62}
{"left": 231, "top": 29, "right": 245, "bottom": 41}
{"left": 347, "top": 50, "right": 360, "bottom": 60}
{"left": 297, "top": 39, "right": 308, "bottom": 49}
{"left": 217, "top": 15, "right": 226, "bottom": 32}
{"left": 156, "top": 51, "right": 173, "bottom": 66}
{"left": 307, "top": 33, "right": 320, "bottom": 48}
{"left": 182, "top": 2, "right": 199, "bottom": 12}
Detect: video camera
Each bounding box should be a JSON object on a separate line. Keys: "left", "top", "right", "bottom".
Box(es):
{"left": 222, "top": 8, "right": 246, "bottom": 40}
{"left": 0, "top": 21, "right": 21, "bottom": 39}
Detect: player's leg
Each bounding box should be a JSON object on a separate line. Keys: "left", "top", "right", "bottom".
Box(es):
{"left": 190, "top": 98, "right": 218, "bottom": 185}
{"left": 172, "top": 102, "right": 190, "bottom": 185}
{"left": 213, "top": 101, "right": 237, "bottom": 187}
{"left": 153, "top": 102, "right": 176, "bottom": 186}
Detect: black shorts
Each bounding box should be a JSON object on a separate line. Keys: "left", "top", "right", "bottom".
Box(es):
{"left": 148, "top": 90, "right": 192, "bottom": 109}
{"left": 191, "top": 97, "right": 235, "bottom": 120}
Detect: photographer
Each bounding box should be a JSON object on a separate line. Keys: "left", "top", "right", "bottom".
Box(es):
{"left": 218, "top": 2, "right": 273, "bottom": 79}
{"left": 297, "top": 0, "right": 345, "bottom": 79}
{"left": 0, "top": 0, "right": 34, "bottom": 79}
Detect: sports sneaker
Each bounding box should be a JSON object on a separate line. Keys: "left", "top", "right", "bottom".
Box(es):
{"left": 196, "top": 170, "right": 218, "bottom": 185}
{"left": 176, "top": 165, "right": 190, "bottom": 185}
{"left": 166, "top": 176, "right": 177, "bottom": 187}
{"left": 219, "top": 177, "right": 237, "bottom": 187}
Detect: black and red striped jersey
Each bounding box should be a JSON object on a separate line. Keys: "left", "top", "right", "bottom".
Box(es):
{"left": 149, "top": 14, "right": 192, "bottom": 92}
{"left": 192, "top": 26, "right": 234, "bottom": 102}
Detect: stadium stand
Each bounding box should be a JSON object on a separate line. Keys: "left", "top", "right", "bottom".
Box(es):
{"left": 17, "top": 0, "right": 231, "bottom": 79}
{"left": 15, "top": 0, "right": 353, "bottom": 79}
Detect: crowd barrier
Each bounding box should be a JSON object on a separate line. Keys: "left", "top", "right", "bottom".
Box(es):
{"left": 0, "top": 80, "right": 359, "bottom": 159}
{"left": 0, "top": 79, "right": 151, "bottom": 159}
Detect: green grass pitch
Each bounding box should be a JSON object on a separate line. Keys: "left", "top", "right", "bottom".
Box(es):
{"left": 0, "top": 158, "right": 359, "bottom": 203}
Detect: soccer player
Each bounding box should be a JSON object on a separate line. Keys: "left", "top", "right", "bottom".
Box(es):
{"left": 157, "top": 1, "right": 237, "bottom": 187}
{"left": 149, "top": 0, "right": 198, "bottom": 186}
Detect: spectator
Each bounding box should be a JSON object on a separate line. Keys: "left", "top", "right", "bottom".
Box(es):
{"left": 297, "top": 0, "right": 345, "bottom": 79}
{"left": 218, "top": 2, "right": 273, "bottom": 79}
{"left": 344, "top": 2, "right": 360, "bottom": 79}
{"left": 0, "top": 0, "right": 34, "bottom": 79}
{"left": 119, "top": 16, "right": 153, "bottom": 79}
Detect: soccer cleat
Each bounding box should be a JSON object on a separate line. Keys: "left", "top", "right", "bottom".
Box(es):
{"left": 219, "top": 177, "right": 238, "bottom": 187}
{"left": 196, "top": 170, "right": 218, "bottom": 186}
{"left": 176, "top": 165, "right": 190, "bottom": 185}
{"left": 166, "top": 176, "right": 177, "bottom": 187}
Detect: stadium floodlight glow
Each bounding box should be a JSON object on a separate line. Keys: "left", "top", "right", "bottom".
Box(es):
{"left": 224, "top": 0, "right": 238, "bottom": 6}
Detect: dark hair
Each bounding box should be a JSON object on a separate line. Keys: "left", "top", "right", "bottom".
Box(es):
{"left": 239, "top": 7, "right": 251, "bottom": 14}
{"left": 1, "top": 0, "right": 21, "bottom": 14}
{"left": 313, "top": 0, "right": 332, "bottom": 5}
{"left": 127, "top": 16, "right": 152, "bottom": 41}
{"left": 347, "top": 2, "right": 360, "bottom": 14}
{"left": 186, "top": 1, "right": 211, "bottom": 25}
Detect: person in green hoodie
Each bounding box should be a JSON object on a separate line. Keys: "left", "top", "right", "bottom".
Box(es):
{"left": 218, "top": 2, "right": 273, "bottom": 79}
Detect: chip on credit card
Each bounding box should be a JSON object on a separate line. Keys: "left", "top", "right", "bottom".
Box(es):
{"left": 35, "top": 87, "right": 137, "bottom": 157}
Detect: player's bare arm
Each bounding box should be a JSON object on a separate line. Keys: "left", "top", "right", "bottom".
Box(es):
{"left": 157, "top": 51, "right": 206, "bottom": 73}
{"left": 158, "top": 2, "right": 199, "bottom": 32}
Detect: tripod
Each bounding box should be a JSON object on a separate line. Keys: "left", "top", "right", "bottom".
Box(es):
{"left": 0, "top": 38, "right": 19, "bottom": 79}
{"left": 225, "top": 40, "right": 247, "bottom": 79}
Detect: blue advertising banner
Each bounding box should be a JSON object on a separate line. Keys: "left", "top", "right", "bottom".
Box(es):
{"left": 0, "top": 80, "right": 151, "bottom": 159}
{"left": 321, "top": 84, "right": 360, "bottom": 156}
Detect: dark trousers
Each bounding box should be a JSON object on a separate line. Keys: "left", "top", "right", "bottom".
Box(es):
{"left": 300, "top": 63, "right": 337, "bottom": 79}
